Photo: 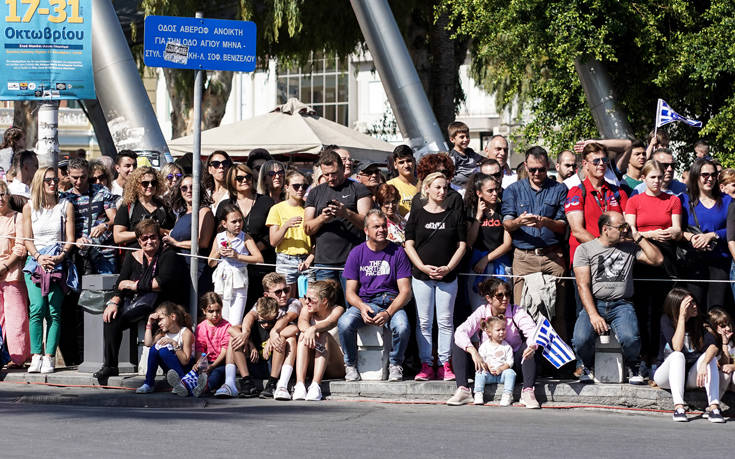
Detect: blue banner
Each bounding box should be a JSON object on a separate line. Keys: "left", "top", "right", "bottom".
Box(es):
{"left": 0, "top": 0, "right": 95, "bottom": 100}
{"left": 144, "top": 16, "right": 256, "bottom": 73}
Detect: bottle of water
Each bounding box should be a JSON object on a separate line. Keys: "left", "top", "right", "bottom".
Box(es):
{"left": 198, "top": 352, "right": 209, "bottom": 373}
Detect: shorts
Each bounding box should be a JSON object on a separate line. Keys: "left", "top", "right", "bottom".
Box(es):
{"left": 276, "top": 252, "right": 309, "bottom": 285}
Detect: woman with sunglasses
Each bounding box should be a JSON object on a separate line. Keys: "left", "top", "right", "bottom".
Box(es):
{"left": 375, "top": 183, "right": 406, "bottom": 244}
{"left": 95, "top": 219, "right": 187, "bottom": 381}
{"left": 202, "top": 150, "right": 233, "bottom": 214}
{"left": 160, "top": 163, "right": 184, "bottom": 198}
{"left": 113, "top": 166, "right": 175, "bottom": 247}
{"left": 216, "top": 163, "right": 276, "bottom": 307}
{"left": 447, "top": 278, "right": 540, "bottom": 408}
{"left": 679, "top": 158, "right": 731, "bottom": 311}
{"left": 266, "top": 169, "right": 313, "bottom": 298}
{"left": 22, "top": 167, "right": 75, "bottom": 374}
{"left": 256, "top": 160, "right": 287, "bottom": 204}
{"left": 88, "top": 159, "right": 113, "bottom": 190}
{"left": 463, "top": 173, "right": 512, "bottom": 311}
{"left": 0, "top": 180, "right": 30, "bottom": 369}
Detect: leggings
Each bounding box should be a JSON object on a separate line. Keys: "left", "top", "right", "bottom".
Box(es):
{"left": 144, "top": 346, "right": 191, "bottom": 386}
{"left": 653, "top": 351, "right": 720, "bottom": 406}
{"left": 452, "top": 340, "right": 537, "bottom": 389}
{"left": 24, "top": 273, "right": 63, "bottom": 355}
{"left": 0, "top": 281, "right": 30, "bottom": 364}
{"left": 222, "top": 287, "right": 247, "bottom": 326}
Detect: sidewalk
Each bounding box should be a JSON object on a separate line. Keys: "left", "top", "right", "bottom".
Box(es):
{"left": 2, "top": 367, "right": 731, "bottom": 412}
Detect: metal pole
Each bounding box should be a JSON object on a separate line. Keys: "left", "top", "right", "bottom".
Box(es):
{"left": 37, "top": 101, "right": 59, "bottom": 168}
{"left": 189, "top": 11, "right": 204, "bottom": 325}
{"left": 574, "top": 58, "right": 634, "bottom": 139}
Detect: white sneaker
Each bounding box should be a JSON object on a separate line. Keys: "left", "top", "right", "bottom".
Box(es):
{"left": 499, "top": 392, "right": 513, "bottom": 407}
{"left": 292, "top": 382, "right": 307, "bottom": 400}
{"left": 27, "top": 355, "right": 42, "bottom": 373}
{"left": 344, "top": 365, "right": 361, "bottom": 381}
{"left": 274, "top": 386, "right": 291, "bottom": 401}
{"left": 305, "top": 382, "right": 322, "bottom": 401}
{"left": 446, "top": 386, "right": 474, "bottom": 406}
{"left": 40, "top": 356, "right": 55, "bottom": 374}
{"left": 473, "top": 392, "right": 484, "bottom": 405}
{"left": 136, "top": 383, "right": 154, "bottom": 394}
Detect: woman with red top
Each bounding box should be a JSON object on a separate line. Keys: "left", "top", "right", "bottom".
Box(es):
{"left": 624, "top": 160, "right": 682, "bottom": 367}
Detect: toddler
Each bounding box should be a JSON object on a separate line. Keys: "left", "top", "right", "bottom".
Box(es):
{"left": 474, "top": 316, "right": 516, "bottom": 406}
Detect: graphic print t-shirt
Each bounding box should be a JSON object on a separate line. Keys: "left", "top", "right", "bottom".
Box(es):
{"left": 573, "top": 239, "right": 639, "bottom": 301}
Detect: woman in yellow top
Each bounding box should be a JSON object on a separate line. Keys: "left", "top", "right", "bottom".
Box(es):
{"left": 386, "top": 145, "right": 418, "bottom": 217}
{"left": 266, "top": 169, "right": 314, "bottom": 298}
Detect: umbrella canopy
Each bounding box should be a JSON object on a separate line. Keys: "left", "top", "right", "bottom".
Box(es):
{"left": 167, "top": 98, "right": 396, "bottom": 163}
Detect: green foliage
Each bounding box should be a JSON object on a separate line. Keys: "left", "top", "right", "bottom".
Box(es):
{"left": 439, "top": 0, "right": 735, "bottom": 159}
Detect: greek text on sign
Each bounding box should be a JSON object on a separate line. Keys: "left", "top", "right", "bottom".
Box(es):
{"left": 143, "top": 16, "right": 256, "bottom": 72}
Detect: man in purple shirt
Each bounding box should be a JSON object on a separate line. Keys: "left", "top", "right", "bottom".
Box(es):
{"left": 338, "top": 209, "right": 412, "bottom": 382}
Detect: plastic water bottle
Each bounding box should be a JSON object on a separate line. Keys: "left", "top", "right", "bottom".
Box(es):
{"left": 197, "top": 352, "right": 209, "bottom": 373}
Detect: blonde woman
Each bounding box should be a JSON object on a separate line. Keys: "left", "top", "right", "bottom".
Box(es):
{"left": 22, "top": 167, "right": 75, "bottom": 373}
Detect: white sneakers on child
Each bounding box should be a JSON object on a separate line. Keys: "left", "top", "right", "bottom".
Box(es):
{"left": 292, "top": 382, "right": 307, "bottom": 400}
{"left": 499, "top": 392, "right": 513, "bottom": 407}
{"left": 274, "top": 385, "right": 291, "bottom": 401}
{"left": 27, "top": 355, "right": 42, "bottom": 373}
{"left": 473, "top": 392, "right": 484, "bottom": 405}
{"left": 305, "top": 382, "right": 322, "bottom": 401}
{"left": 40, "top": 356, "right": 55, "bottom": 374}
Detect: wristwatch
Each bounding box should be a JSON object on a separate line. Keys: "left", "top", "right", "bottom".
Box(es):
{"left": 634, "top": 234, "right": 644, "bottom": 244}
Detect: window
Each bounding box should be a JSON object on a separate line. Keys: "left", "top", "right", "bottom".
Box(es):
{"left": 277, "top": 53, "right": 349, "bottom": 126}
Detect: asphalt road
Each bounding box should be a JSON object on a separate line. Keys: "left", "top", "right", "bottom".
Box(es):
{"left": 0, "top": 384, "right": 732, "bottom": 458}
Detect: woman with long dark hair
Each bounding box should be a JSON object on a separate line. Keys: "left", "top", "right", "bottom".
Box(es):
{"left": 201, "top": 150, "right": 233, "bottom": 214}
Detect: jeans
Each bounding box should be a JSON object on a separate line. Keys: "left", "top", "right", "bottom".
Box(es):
{"left": 572, "top": 298, "right": 641, "bottom": 370}
{"left": 474, "top": 368, "right": 516, "bottom": 394}
{"left": 144, "top": 346, "right": 192, "bottom": 386}
{"left": 337, "top": 293, "right": 410, "bottom": 366}
{"left": 452, "top": 340, "right": 538, "bottom": 389}
{"left": 412, "top": 277, "right": 458, "bottom": 365}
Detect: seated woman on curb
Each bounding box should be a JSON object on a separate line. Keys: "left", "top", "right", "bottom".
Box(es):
{"left": 446, "top": 278, "right": 541, "bottom": 409}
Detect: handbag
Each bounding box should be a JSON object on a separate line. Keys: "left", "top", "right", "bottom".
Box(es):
{"left": 675, "top": 199, "right": 708, "bottom": 274}
{"left": 78, "top": 289, "right": 116, "bottom": 315}
{"left": 121, "top": 292, "right": 158, "bottom": 322}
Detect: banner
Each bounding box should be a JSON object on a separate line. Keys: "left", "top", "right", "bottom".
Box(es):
{"left": 0, "top": 0, "right": 94, "bottom": 100}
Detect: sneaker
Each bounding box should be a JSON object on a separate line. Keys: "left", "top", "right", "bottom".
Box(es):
{"left": 292, "top": 382, "right": 307, "bottom": 400}
{"left": 627, "top": 366, "right": 645, "bottom": 385}
{"left": 167, "top": 369, "right": 189, "bottom": 397}
{"left": 136, "top": 383, "right": 154, "bottom": 394}
{"left": 441, "top": 361, "right": 456, "bottom": 381}
{"left": 473, "top": 392, "right": 484, "bottom": 405}
{"left": 414, "top": 363, "right": 435, "bottom": 381}
{"left": 237, "top": 377, "right": 258, "bottom": 398}
{"left": 214, "top": 384, "right": 237, "bottom": 399}
{"left": 27, "top": 355, "right": 42, "bottom": 373}
{"left": 446, "top": 386, "right": 474, "bottom": 406}
{"left": 274, "top": 385, "right": 291, "bottom": 401}
{"left": 40, "top": 356, "right": 55, "bottom": 374}
{"left": 344, "top": 365, "right": 361, "bottom": 382}
{"left": 260, "top": 379, "right": 277, "bottom": 399}
{"left": 520, "top": 387, "right": 540, "bottom": 409}
{"left": 672, "top": 407, "right": 688, "bottom": 422}
{"left": 192, "top": 372, "right": 208, "bottom": 398}
{"left": 305, "top": 382, "right": 322, "bottom": 401}
{"left": 706, "top": 408, "right": 725, "bottom": 424}
{"left": 388, "top": 364, "right": 403, "bottom": 382}
{"left": 499, "top": 392, "right": 513, "bottom": 407}
{"left": 578, "top": 367, "right": 595, "bottom": 384}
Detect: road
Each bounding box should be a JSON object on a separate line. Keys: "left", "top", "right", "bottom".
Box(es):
{"left": 0, "top": 383, "right": 731, "bottom": 458}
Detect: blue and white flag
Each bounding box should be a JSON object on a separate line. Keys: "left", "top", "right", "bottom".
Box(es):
{"left": 656, "top": 99, "right": 702, "bottom": 128}
{"left": 532, "top": 316, "right": 575, "bottom": 369}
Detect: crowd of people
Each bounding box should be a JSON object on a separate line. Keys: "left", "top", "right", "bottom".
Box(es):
{"left": 1, "top": 122, "right": 735, "bottom": 423}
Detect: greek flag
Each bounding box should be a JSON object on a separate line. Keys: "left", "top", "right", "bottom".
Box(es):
{"left": 656, "top": 99, "right": 702, "bottom": 128}
{"left": 532, "top": 316, "right": 575, "bottom": 369}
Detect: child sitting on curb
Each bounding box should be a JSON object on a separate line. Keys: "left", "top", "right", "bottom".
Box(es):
{"left": 473, "top": 317, "right": 516, "bottom": 406}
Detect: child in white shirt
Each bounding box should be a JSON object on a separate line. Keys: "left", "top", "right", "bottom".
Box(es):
{"left": 474, "top": 316, "right": 516, "bottom": 406}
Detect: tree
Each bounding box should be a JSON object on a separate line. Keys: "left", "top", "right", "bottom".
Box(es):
{"left": 438, "top": 0, "right": 735, "bottom": 162}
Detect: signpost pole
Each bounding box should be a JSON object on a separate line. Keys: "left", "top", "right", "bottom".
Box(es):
{"left": 189, "top": 11, "right": 204, "bottom": 326}
{"left": 37, "top": 100, "right": 59, "bottom": 168}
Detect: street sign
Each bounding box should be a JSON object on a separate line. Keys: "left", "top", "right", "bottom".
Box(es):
{"left": 143, "top": 16, "right": 256, "bottom": 72}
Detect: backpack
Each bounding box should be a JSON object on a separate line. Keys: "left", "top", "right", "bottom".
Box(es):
{"left": 575, "top": 180, "right": 622, "bottom": 211}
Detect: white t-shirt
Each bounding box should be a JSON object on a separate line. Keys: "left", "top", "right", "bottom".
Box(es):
{"left": 478, "top": 339, "right": 514, "bottom": 371}
{"left": 8, "top": 178, "right": 30, "bottom": 198}
{"left": 501, "top": 170, "right": 518, "bottom": 189}
{"left": 564, "top": 169, "right": 620, "bottom": 190}
{"left": 110, "top": 180, "right": 124, "bottom": 197}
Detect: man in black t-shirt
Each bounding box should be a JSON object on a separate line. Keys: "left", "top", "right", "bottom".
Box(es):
{"left": 304, "top": 149, "right": 372, "bottom": 290}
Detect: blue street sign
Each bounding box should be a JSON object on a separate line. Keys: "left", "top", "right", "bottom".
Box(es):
{"left": 144, "top": 16, "right": 256, "bottom": 72}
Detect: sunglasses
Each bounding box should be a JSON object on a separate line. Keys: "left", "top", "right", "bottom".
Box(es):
{"left": 180, "top": 185, "right": 192, "bottom": 192}
{"left": 268, "top": 170, "right": 285, "bottom": 177}
{"left": 271, "top": 287, "right": 290, "bottom": 296}
{"left": 605, "top": 222, "right": 629, "bottom": 231}
{"left": 382, "top": 201, "right": 399, "bottom": 207}
{"left": 166, "top": 173, "right": 183, "bottom": 181}
{"left": 527, "top": 167, "right": 547, "bottom": 174}
{"left": 210, "top": 160, "right": 232, "bottom": 169}
{"left": 658, "top": 162, "right": 676, "bottom": 170}
{"left": 43, "top": 177, "right": 60, "bottom": 184}
{"left": 489, "top": 172, "right": 502, "bottom": 180}
{"left": 91, "top": 174, "right": 106, "bottom": 183}
{"left": 289, "top": 183, "right": 307, "bottom": 190}
{"left": 589, "top": 157, "right": 609, "bottom": 166}
{"left": 700, "top": 172, "right": 717, "bottom": 180}
{"left": 258, "top": 318, "right": 278, "bottom": 326}
{"left": 139, "top": 234, "right": 158, "bottom": 242}
{"left": 235, "top": 174, "right": 252, "bottom": 183}
{"left": 494, "top": 291, "right": 511, "bottom": 300}
{"left": 140, "top": 180, "right": 158, "bottom": 188}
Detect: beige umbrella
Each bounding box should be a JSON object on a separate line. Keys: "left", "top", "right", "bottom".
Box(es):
{"left": 167, "top": 98, "right": 396, "bottom": 163}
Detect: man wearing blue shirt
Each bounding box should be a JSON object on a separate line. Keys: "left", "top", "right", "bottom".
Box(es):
{"left": 502, "top": 146, "right": 569, "bottom": 334}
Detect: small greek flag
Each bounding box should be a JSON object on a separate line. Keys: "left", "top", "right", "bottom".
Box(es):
{"left": 532, "top": 316, "right": 575, "bottom": 369}
{"left": 656, "top": 99, "right": 702, "bottom": 128}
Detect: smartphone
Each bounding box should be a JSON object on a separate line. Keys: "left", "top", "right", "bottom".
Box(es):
{"left": 329, "top": 199, "right": 340, "bottom": 207}
{"left": 314, "top": 342, "right": 327, "bottom": 355}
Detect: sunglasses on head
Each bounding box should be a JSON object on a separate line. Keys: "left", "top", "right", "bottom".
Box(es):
{"left": 140, "top": 180, "right": 158, "bottom": 188}
{"left": 289, "top": 183, "right": 307, "bottom": 190}
{"left": 235, "top": 174, "right": 252, "bottom": 183}
{"left": 589, "top": 157, "right": 609, "bottom": 166}
{"left": 268, "top": 170, "right": 285, "bottom": 177}
{"left": 210, "top": 160, "right": 232, "bottom": 169}
{"left": 43, "top": 177, "right": 60, "bottom": 184}
{"left": 527, "top": 167, "right": 547, "bottom": 174}
{"left": 166, "top": 173, "right": 183, "bottom": 181}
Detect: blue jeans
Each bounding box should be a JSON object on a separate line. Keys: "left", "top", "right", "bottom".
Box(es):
{"left": 207, "top": 365, "right": 226, "bottom": 392}
{"left": 729, "top": 260, "right": 735, "bottom": 308}
{"left": 474, "top": 368, "right": 516, "bottom": 394}
{"left": 412, "top": 277, "right": 458, "bottom": 365}
{"left": 572, "top": 298, "right": 641, "bottom": 369}
{"left": 337, "top": 293, "right": 410, "bottom": 366}
{"left": 144, "top": 346, "right": 192, "bottom": 386}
